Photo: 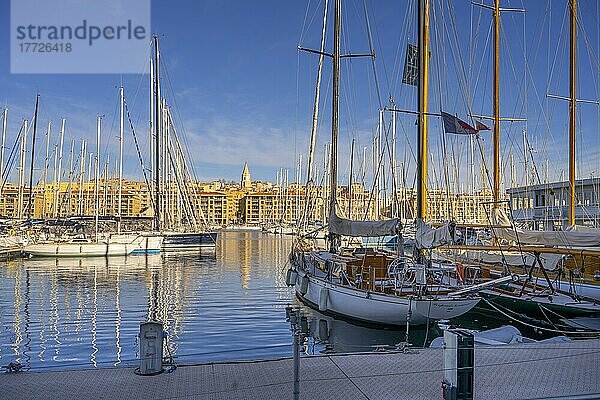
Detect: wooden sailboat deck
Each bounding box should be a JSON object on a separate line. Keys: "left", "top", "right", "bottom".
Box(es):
{"left": 2, "top": 338, "right": 598, "bottom": 399}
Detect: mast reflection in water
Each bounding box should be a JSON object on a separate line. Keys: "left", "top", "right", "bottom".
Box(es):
{"left": 0, "top": 232, "right": 293, "bottom": 370}
{"left": 1, "top": 231, "right": 554, "bottom": 371}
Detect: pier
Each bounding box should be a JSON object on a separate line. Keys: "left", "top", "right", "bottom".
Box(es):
{"left": 2, "top": 339, "right": 599, "bottom": 399}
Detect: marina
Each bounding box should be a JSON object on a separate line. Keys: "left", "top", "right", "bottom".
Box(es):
{"left": 1, "top": 0, "right": 600, "bottom": 398}
{"left": 0, "top": 232, "right": 597, "bottom": 372}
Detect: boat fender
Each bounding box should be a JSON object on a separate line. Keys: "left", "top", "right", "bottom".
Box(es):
{"left": 456, "top": 263, "right": 465, "bottom": 283}
{"left": 299, "top": 275, "right": 309, "bottom": 295}
{"left": 318, "top": 287, "right": 328, "bottom": 311}
{"left": 286, "top": 269, "right": 298, "bottom": 286}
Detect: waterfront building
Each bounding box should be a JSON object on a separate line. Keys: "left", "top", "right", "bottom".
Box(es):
{"left": 0, "top": 162, "right": 505, "bottom": 227}
{"left": 241, "top": 190, "right": 306, "bottom": 225}
{"left": 190, "top": 191, "right": 228, "bottom": 227}
{"left": 376, "top": 188, "right": 502, "bottom": 226}
{"left": 507, "top": 178, "right": 600, "bottom": 229}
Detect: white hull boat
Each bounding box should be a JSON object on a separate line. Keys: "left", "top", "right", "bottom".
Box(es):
{"left": 161, "top": 231, "right": 218, "bottom": 250}
{"left": 289, "top": 249, "right": 480, "bottom": 326}
{"left": 295, "top": 273, "right": 480, "bottom": 326}
{"left": 0, "top": 235, "right": 25, "bottom": 259}
{"left": 108, "top": 233, "right": 164, "bottom": 254}
{"left": 24, "top": 236, "right": 145, "bottom": 257}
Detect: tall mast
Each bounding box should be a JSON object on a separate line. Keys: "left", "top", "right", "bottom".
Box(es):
{"left": 42, "top": 121, "right": 51, "bottom": 218}
{"left": 391, "top": 105, "right": 397, "bottom": 217}
{"left": 0, "top": 108, "right": 7, "bottom": 201}
{"left": 55, "top": 119, "right": 65, "bottom": 218}
{"left": 307, "top": 0, "right": 329, "bottom": 184}
{"left": 492, "top": 0, "right": 501, "bottom": 208}
{"left": 330, "top": 0, "right": 340, "bottom": 209}
{"left": 95, "top": 116, "right": 101, "bottom": 240}
{"left": 52, "top": 144, "right": 58, "bottom": 216}
{"left": 149, "top": 57, "right": 155, "bottom": 229}
{"left": 568, "top": 0, "right": 577, "bottom": 226}
{"left": 78, "top": 140, "right": 86, "bottom": 215}
{"left": 18, "top": 120, "right": 28, "bottom": 219}
{"left": 66, "top": 138, "right": 75, "bottom": 216}
{"left": 27, "top": 94, "right": 40, "bottom": 219}
{"left": 118, "top": 86, "right": 124, "bottom": 233}
{"left": 417, "top": 0, "right": 430, "bottom": 220}
{"left": 348, "top": 137, "right": 355, "bottom": 218}
{"left": 153, "top": 35, "right": 161, "bottom": 230}
{"left": 376, "top": 110, "right": 382, "bottom": 217}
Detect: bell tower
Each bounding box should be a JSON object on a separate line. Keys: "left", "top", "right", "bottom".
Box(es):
{"left": 241, "top": 162, "right": 251, "bottom": 189}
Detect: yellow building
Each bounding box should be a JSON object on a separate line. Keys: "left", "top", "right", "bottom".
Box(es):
{"left": 242, "top": 190, "right": 307, "bottom": 225}
{"left": 190, "top": 191, "right": 228, "bottom": 226}
{"left": 1, "top": 171, "right": 503, "bottom": 228}
{"left": 398, "top": 188, "right": 504, "bottom": 225}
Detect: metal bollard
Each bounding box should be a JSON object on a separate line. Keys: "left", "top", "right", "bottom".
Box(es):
{"left": 442, "top": 329, "right": 474, "bottom": 400}
{"left": 286, "top": 306, "right": 309, "bottom": 400}
{"left": 139, "top": 321, "right": 164, "bottom": 375}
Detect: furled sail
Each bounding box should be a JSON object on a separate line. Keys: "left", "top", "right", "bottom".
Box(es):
{"left": 328, "top": 207, "right": 400, "bottom": 237}
{"left": 415, "top": 219, "right": 456, "bottom": 249}
{"left": 462, "top": 250, "right": 565, "bottom": 271}
{"left": 492, "top": 208, "right": 600, "bottom": 247}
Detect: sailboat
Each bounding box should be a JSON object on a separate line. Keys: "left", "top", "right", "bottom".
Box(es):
{"left": 23, "top": 112, "right": 147, "bottom": 258}
{"left": 440, "top": 0, "right": 600, "bottom": 316}
{"left": 150, "top": 36, "right": 218, "bottom": 250}
{"left": 288, "top": 0, "right": 480, "bottom": 327}
{"left": 93, "top": 86, "right": 165, "bottom": 254}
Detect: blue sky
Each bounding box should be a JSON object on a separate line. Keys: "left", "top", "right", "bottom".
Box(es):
{"left": 0, "top": 0, "right": 598, "bottom": 191}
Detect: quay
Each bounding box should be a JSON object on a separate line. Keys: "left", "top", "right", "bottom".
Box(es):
{"left": 2, "top": 339, "right": 599, "bottom": 400}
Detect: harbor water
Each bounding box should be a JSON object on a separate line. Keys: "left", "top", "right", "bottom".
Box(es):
{"left": 0, "top": 231, "right": 585, "bottom": 371}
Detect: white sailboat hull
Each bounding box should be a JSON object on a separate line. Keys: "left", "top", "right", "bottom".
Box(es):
{"left": 24, "top": 242, "right": 136, "bottom": 257}
{"left": 295, "top": 273, "right": 479, "bottom": 326}
{"left": 108, "top": 234, "right": 164, "bottom": 254}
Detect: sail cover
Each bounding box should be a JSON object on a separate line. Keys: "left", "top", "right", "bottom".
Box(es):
{"left": 492, "top": 208, "right": 600, "bottom": 247}
{"left": 473, "top": 250, "right": 565, "bottom": 271}
{"left": 415, "top": 219, "right": 456, "bottom": 249}
{"left": 328, "top": 207, "right": 400, "bottom": 237}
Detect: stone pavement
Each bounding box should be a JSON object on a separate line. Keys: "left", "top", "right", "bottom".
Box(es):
{"left": 1, "top": 339, "right": 599, "bottom": 399}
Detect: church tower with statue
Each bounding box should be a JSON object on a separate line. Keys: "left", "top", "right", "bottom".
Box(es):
{"left": 241, "top": 162, "right": 251, "bottom": 190}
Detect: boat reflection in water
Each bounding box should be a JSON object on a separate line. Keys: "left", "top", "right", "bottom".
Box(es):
{"left": 2, "top": 254, "right": 189, "bottom": 370}
{"left": 299, "top": 304, "right": 441, "bottom": 354}
{"left": 2, "top": 232, "right": 595, "bottom": 372}
{"left": 0, "top": 232, "right": 294, "bottom": 370}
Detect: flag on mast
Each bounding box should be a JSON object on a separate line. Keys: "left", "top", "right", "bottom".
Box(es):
{"left": 441, "top": 111, "right": 477, "bottom": 134}
{"left": 475, "top": 120, "right": 491, "bottom": 131}
{"left": 402, "top": 44, "right": 418, "bottom": 86}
